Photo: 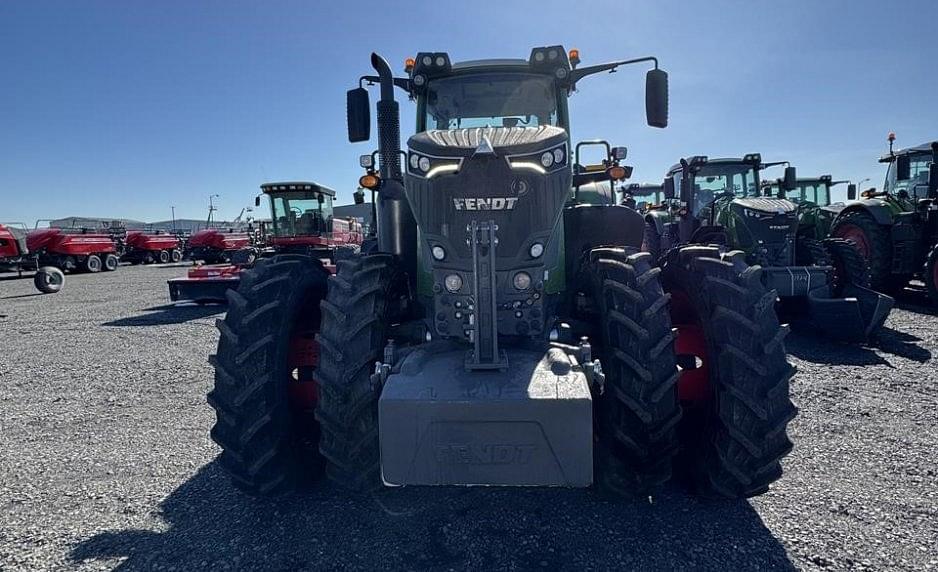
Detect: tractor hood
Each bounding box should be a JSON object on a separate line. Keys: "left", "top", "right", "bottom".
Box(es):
{"left": 408, "top": 126, "right": 567, "bottom": 158}
{"left": 733, "top": 197, "right": 798, "bottom": 215}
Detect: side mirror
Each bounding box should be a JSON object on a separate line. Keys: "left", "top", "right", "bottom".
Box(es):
{"left": 645, "top": 69, "right": 669, "bottom": 128}
{"left": 254, "top": 196, "right": 261, "bottom": 207}
{"left": 896, "top": 155, "right": 911, "bottom": 180}
{"left": 847, "top": 184, "right": 857, "bottom": 200}
{"left": 353, "top": 188, "right": 366, "bottom": 205}
{"left": 663, "top": 177, "right": 675, "bottom": 199}
{"left": 611, "top": 146, "right": 628, "bottom": 161}
{"left": 783, "top": 166, "right": 797, "bottom": 191}
{"left": 347, "top": 88, "right": 371, "bottom": 143}
{"left": 929, "top": 164, "right": 938, "bottom": 197}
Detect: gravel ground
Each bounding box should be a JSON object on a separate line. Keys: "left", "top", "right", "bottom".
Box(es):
{"left": 1, "top": 264, "right": 936, "bottom": 571}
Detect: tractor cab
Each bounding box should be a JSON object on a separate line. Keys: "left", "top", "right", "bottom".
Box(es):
{"left": 881, "top": 140, "right": 938, "bottom": 202}
{"left": 622, "top": 183, "right": 664, "bottom": 211}
{"left": 261, "top": 182, "right": 335, "bottom": 240}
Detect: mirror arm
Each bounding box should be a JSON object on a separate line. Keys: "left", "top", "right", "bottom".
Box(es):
{"left": 569, "top": 56, "right": 659, "bottom": 84}
{"left": 359, "top": 75, "right": 412, "bottom": 94}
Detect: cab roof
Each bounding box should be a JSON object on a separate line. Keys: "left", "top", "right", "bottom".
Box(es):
{"left": 260, "top": 181, "right": 335, "bottom": 197}
{"left": 879, "top": 141, "right": 938, "bottom": 162}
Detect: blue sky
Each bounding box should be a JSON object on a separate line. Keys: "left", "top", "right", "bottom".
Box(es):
{"left": 2, "top": 0, "right": 936, "bottom": 223}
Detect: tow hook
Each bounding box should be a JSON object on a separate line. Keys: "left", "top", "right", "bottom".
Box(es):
{"left": 579, "top": 337, "right": 606, "bottom": 394}
{"left": 370, "top": 362, "right": 390, "bottom": 392}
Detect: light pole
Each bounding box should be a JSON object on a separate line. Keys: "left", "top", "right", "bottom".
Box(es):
{"left": 207, "top": 194, "right": 220, "bottom": 228}
{"left": 171, "top": 206, "right": 176, "bottom": 233}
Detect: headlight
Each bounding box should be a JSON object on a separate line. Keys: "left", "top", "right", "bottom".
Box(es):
{"left": 444, "top": 274, "right": 463, "bottom": 293}
{"left": 529, "top": 243, "right": 544, "bottom": 258}
{"left": 408, "top": 152, "right": 461, "bottom": 178}
{"left": 431, "top": 245, "right": 446, "bottom": 260}
{"left": 513, "top": 272, "right": 532, "bottom": 291}
{"left": 508, "top": 142, "right": 567, "bottom": 174}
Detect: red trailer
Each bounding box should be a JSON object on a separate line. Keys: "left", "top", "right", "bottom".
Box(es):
{"left": 0, "top": 223, "right": 66, "bottom": 293}
{"left": 27, "top": 227, "right": 120, "bottom": 273}
{"left": 183, "top": 229, "right": 252, "bottom": 264}
{"left": 168, "top": 182, "right": 361, "bottom": 303}
{"left": 122, "top": 231, "right": 183, "bottom": 264}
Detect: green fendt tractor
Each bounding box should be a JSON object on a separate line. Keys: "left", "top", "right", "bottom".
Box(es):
{"left": 829, "top": 135, "right": 938, "bottom": 301}
{"left": 643, "top": 154, "right": 893, "bottom": 341}
{"left": 209, "top": 46, "right": 796, "bottom": 499}
{"left": 762, "top": 175, "right": 855, "bottom": 243}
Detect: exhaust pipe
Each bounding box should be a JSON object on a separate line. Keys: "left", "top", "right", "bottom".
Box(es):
{"left": 370, "top": 53, "right": 417, "bottom": 278}
{"left": 371, "top": 53, "right": 402, "bottom": 181}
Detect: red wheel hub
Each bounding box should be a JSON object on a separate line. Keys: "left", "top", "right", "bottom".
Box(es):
{"left": 669, "top": 290, "right": 711, "bottom": 404}
{"left": 287, "top": 332, "right": 320, "bottom": 411}
{"left": 835, "top": 225, "right": 871, "bottom": 259}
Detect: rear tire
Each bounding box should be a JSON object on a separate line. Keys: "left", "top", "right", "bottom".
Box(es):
{"left": 34, "top": 266, "right": 65, "bottom": 293}
{"left": 171, "top": 249, "right": 183, "bottom": 263}
{"left": 102, "top": 254, "right": 119, "bottom": 272}
{"left": 208, "top": 255, "right": 330, "bottom": 495}
{"left": 586, "top": 248, "right": 681, "bottom": 494}
{"left": 158, "top": 250, "right": 170, "bottom": 264}
{"left": 663, "top": 246, "right": 797, "bottom": 499}
{"left": 84, "top": 255, "right": 102, "bottom": 273}
{"left": 315, "top": 254, "right": 404, "bottom": 492}
{"left": 831, "top": 210, "right": 891, "bottom": 291}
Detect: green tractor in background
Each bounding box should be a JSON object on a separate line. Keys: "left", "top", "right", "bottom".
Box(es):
{"left": 828, "top": 135, "right": 938, "bottom": 302}
{"left": 762, "top": 175, "right": 855, "bottom": 243}
{"left": 643, "top": 154, "right": 893, "bottom": 341}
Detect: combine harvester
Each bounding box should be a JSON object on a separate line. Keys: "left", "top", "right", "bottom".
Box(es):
{"left": 168, "top": 182, "right": 362, "bottom": 303}
{"left": 643, "top": 154, "right": 893, "bottom": 341}
{"left": 207, "top": 47, "right": 796, "bottom": 499}
{"left": 0, "top": 222, "right": 64, "bottom": 293}
{"left": 122, "top": 231, "right": 183, "bottom": 264}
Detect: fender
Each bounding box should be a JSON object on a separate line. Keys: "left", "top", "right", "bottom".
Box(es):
{"left": 836, "top": 200, "right": 895, "bottom": 226}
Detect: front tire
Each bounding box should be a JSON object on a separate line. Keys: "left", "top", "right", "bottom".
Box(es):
{"left": 208, "top": 255, "right": 330, "bottom": 495}
{"left": 663, "top": 246, "right": 797, "bottom": 499}
{"left": 831, "top": 210, "right": 891, "bottom": 291}
{"left": 823, "top": 237, "right": 872, "bottom": 294}
{"left": 924, "top": 245, "right": 938, "bottom": 305}
{"left": 586, "top": 248, "right": 681, "bottom": 494}
{"left": 315, "top": 253, "right": 404, "bottom": 492}
{"left": 171, "top": 249, "right": 183, "bottom": 263}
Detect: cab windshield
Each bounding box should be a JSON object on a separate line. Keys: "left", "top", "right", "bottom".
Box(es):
{"left": 270, "top": 192, "right": 334, "bottom": 237}
{"left": 787, "top": 182, "right": 831, "bottom": 206}
{"left": 886, "top": 152, "right": 933, "bottom": 198}
{"left": 424, "top": 73, "right": 560, "bottom": 130}
{"left": 691, "top": 164, "right": 759, "bottom": 213}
